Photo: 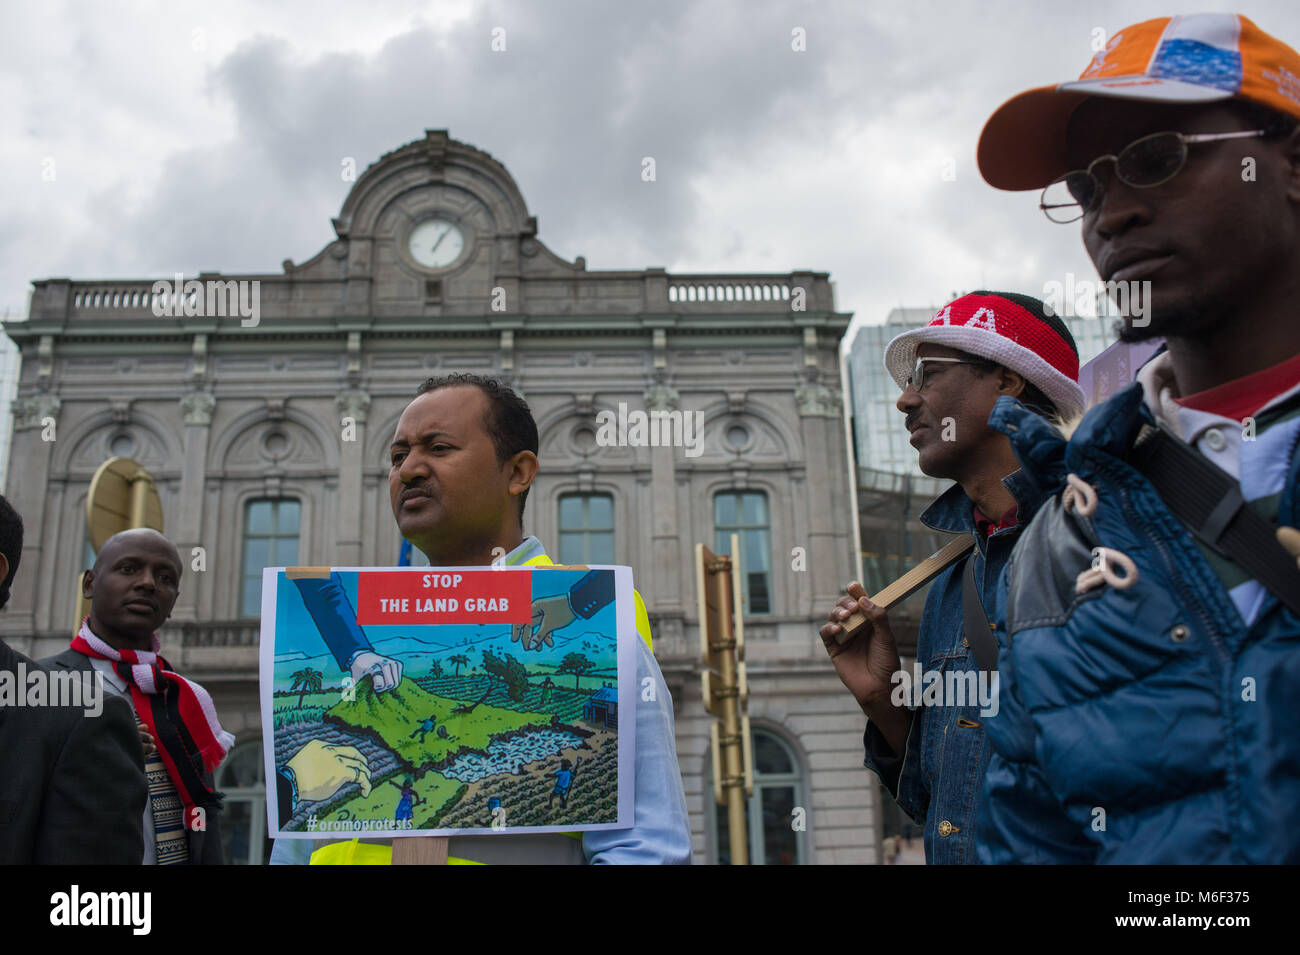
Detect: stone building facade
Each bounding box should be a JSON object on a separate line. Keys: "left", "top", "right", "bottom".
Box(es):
{"left": 5, "top": 130, "right": 873, "bottom": 864}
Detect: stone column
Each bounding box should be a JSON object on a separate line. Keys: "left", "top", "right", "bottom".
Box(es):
{"left": 35, "top": 477, "right": 68, "bottom": 640}
{"left": 795, "top": 379, "right": 845, "bottom": 611}
{"left": 174, "top": 390, "right": 215, "bottom": 622}
{"left": 9, "top": 392, "right": 62, "bottom": 635}
{"left": 645, "top": 382, "right": 681, "bottom": 613}
{"left": 335, "top": 388, "right": 370, "bottom": 564}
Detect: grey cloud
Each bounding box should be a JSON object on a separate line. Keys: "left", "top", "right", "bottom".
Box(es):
{"left": 3, "top": 0, "right": 1298, "bottom": 327}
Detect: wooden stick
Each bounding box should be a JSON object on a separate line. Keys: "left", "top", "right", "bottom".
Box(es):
{"left": 286, "top": 566, "right": 332, "bottom": 579}
{"left": 835, "top": 536, "right": 974, "bottom": 644}
{"left": 392, "top": 836, "right": 448, "bottom": 865}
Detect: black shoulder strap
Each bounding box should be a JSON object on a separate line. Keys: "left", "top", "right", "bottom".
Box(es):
{"left": 1128, "top": 423, "right": 1300, "bottom": 618}
{"left": 961, "top": 553, "right": 999, "bottom": 672}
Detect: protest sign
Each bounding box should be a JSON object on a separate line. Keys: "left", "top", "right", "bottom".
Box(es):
{"left": 260, "top": 565, "right": 635, "bottom": 838}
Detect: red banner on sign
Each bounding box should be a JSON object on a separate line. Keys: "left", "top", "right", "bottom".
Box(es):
{"left": 355, "top": 570, "right": 533, "bottom": 625}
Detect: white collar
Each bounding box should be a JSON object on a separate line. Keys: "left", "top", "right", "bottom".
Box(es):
{"left": 1136, "top": 349, "right": 1300, "bottom": 442}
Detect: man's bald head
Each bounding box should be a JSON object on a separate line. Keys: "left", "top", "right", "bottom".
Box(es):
{"left": 83, "top": 527, "right": 183, "bottom": 650}
{"left": 93, "top": 528, "right": 182, "bottom": 577}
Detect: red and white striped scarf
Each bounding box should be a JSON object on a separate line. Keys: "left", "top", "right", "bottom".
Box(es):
{"left": 71, "top": 619, "right": 234, "bottom": 829}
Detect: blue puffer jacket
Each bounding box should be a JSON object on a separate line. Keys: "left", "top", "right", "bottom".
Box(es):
{"left": 977, "top": 387, "right": 1300, "bottom": 864}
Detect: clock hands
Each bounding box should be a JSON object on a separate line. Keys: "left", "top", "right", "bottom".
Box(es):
{"left": 412, "top": 222, "right": 461, "bottom": 265}
{"left": 428, "top": 225, "right": 452, "bottom": 257}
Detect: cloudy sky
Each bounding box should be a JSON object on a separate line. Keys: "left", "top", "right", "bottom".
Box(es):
{"left": 3, "top": 0, "right": 1297, "bottom": 345}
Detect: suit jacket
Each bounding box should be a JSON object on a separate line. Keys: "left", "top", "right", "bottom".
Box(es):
{"left": 41, "top": 647, "right": 226, "bottom": 865}
{"left": 0, "top": 640, "right": 146, "bottom": 863}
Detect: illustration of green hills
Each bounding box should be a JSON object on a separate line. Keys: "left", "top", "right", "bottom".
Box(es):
{"left": 324, "top": 673, "right": 555, "bottom": 770}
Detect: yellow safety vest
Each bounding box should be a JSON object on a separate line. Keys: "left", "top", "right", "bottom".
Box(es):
{"left": 310, "top": 555, "right": 650, "bottom": 865}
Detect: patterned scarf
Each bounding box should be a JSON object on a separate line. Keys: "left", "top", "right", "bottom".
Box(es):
{"left": 71, "top": 619, "right": 234, "bottom": 828}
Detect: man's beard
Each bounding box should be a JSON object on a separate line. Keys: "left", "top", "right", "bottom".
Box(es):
{"left": 1117, "top": 288, "right": 1219, "bottom": 344}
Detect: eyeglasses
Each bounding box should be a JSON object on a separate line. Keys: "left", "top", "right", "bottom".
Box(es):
{"left": 905, "top": 356, "right": 981, "bottom": 392}
{"left": 1039, "top": 129, "right": 1267, "bottom": 223}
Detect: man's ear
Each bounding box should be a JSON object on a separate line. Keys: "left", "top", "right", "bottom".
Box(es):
{"left": 997, "top": 367, "right": 1028, "bottom": 400}
{"left": 81, "top": 569, "right": 94, "bottom": 600}
{"left": 507, "top": 450, "right": 540, "bottom": 498}
{"left": 0, "top": 553, "right": 9, "bottom": 588}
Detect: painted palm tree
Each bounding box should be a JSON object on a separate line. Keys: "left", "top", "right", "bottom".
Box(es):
{"left": 290, "top": 667, "right": 324, "bottom": 708}
{"left": 449, "top": 653, "right": 469, "bottom": 676}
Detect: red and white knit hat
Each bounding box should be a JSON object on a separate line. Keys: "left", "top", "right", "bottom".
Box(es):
{"left": 883, "top": 290, "right": 1086, "bottom": 419}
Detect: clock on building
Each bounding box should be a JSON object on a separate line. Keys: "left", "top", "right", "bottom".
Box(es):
{"left": 407, "top": 217, "right": 466, "bottom": 269}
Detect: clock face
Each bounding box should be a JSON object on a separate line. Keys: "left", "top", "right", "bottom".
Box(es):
{"left": 407, "top": 218, "right": 466, "bottom": 269}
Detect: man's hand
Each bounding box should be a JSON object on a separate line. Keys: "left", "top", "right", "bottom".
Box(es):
{"left": 819, "top": 581, "right": 903, "bottom": 712}
{"left": 351, "top": 651, "right": 403, "bottom": 693}
{"left": 511, "top": 593, "right": 576, "bottom": 651}
{"left": 136, "top": 721, "right": 156, "bottom": 759}
{"left": 820, "top": 582, "right": 911, "bottom": 754}
{"left": 287, "top": 740, "right": 372, "bottom": 801}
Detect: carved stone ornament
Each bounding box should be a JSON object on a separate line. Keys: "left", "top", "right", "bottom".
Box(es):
{"left": 644, "top": 383, "right": 679, "bottom": 413}
{"left": 12, "top": 393, "right": 61, "bottom": 430}
{"left": 335, "top": 388, "right": 371, "bottom": 423}
{"left": 795, "top": 382, "right": 841, "bottom": 418}
{"left": 180, "top": 391, "right": 216, "bottom": 426}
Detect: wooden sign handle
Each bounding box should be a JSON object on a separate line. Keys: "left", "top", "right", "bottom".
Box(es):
{"left": 835, "top": 537, "right": 975, "bottom": 644}
{"left": 392, "top": 836, "right": 448, "bottom": 864}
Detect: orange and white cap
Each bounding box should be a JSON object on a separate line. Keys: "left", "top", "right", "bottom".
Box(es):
{"left": 978, "top": 13, "right": 1300, "bottom": 191}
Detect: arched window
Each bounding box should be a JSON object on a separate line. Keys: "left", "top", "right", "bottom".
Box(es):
{"left": 217, "top": 741, "right": 272, "bottom": 865}
{"left": 713, "top": 491, "right": 771, "bottom": 614}
{"left": 710, "top": 728, "right": 807, "bottom": 864}
{"left": 241, "top": 499, "right": 300, "bottom": 617}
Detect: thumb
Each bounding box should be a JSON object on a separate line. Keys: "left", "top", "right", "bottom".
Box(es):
{"left": 1277, "top": 525, "right": 1300, "bottom": 565}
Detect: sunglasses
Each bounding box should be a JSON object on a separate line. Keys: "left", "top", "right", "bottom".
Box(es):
{"left": 1040, "top": 128, "right": 1267, "bottom": 223}
{"left": 905, "top": 356, "right": 981, "bottom": 392}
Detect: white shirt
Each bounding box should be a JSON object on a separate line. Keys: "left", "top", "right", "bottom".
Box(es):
{"left": 1137, "top": 351, "right": 1300, "bottom": 625}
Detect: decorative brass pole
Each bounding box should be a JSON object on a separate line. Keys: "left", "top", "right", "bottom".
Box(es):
{"left": 697, "top": 535, "right": 752, "bottom": 864}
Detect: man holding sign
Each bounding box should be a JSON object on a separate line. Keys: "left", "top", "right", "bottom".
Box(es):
{"left": 271, "top": 373, "right": 691, "bottom": 864}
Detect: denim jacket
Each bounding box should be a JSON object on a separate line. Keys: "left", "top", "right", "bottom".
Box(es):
{"left": 862, "top": 455, "right": 1055, "bottom": 865}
